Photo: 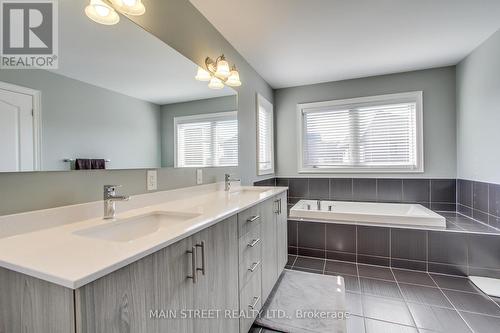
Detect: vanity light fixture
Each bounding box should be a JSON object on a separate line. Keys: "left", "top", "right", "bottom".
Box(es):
{"left": 110, "top": 0, "right": 146, "bottom": 15}
{"left": 85, "top": 0, "right": 146, "bottom": 26}
{"left": 195, "top": 55, "right": 242, "bottom": 89}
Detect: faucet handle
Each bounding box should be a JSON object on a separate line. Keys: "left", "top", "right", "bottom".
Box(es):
{"left": 104, "top": 185, "right": 121, "bottom": 196}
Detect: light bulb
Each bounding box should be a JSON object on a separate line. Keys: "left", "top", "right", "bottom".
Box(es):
{"left": 95, "top": 5, "right": 110, "bottom": 16}
{"left": 85, "top": 0, "right": 120, "bottom": 25}
{"left": 195, "top": 67, "right": 212, "bottom": 81}
{"left": 215, "top": 56, "right": 230, "bottom": 78}
{"left": 110, "top": 0, "right": 146, "bottom": 16}
{"left": 225, "top": 68, "right": 241, "bottom": 87}
{"left": 208, "top": 77, "right": 224, "bottom": 90}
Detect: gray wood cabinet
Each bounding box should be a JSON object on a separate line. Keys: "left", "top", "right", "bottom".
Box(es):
{"left": 0, "top": 192, "right": 287, "bottom": 333}
{"left": 0, "top": 267, "right": 75, "bottom": 333}
{"left": 75, "top": 217, "right": 238, "bottom": 333}
{"left": 75, "top": 231, "right": 195, "bottom": 333}
{"left": 276, "top": 192, "right": 288, "bottom": 270}
{"left": 260, "top": 198, "right": 278, "bottom": 301}
{"left": 192, "top": 216, "right": 239, "bottom": 333}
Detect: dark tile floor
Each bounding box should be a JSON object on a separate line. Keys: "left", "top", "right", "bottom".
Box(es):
{"left": 253, "top": 255, "right": 500, "bottom": 333}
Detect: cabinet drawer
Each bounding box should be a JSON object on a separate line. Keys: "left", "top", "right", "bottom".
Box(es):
{"left": 239, "top": 221, "right": 261, "bottom": 257}
{"left": 239, "top": 270, "right": 262, "bottom": 333}
{"left": 239, "top": 235, "right": 261, "bottom": 289}
{"left": 237, "top": 204, "right": 262, "bottom": 237}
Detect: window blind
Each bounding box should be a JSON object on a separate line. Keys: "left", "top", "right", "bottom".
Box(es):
{"left": 258, "top": 104, "right": 273, "bottom": 173}
{"left": 175, "top": 112, "right": 238, "bottom": 168}
{"left": 302, "top": 102, "right": 418, "bottom": 170}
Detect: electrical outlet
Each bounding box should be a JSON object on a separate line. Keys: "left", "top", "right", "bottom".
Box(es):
{"left": 196, "top": 169, "right": 203, "bottom": 185}
{"left": 147, "top": 170, "right": 158, "bottom": 191}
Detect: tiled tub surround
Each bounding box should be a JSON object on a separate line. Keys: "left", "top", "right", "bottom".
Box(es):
{"left": 277, "top": 256, "right": 500, "bottom": 333}
{"left": 255, "top": 177, "right": 457, "bottom": 212}
{"left": 458, "top": 179, "right": 500, "bottom": 230}
{"left": 287, "top": 212, "right": 500, "bottom": 279}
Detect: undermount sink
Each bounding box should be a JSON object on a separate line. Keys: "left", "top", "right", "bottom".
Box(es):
{"left": 74, "top": 211, "right": 200, "bottom": 242}
{"left": 229, "top": 187, "right": 270, "bottom": 195}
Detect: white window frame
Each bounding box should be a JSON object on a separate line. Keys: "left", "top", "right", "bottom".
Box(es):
{"left": 174, "top": 111, "right": 238, "bottom": 168}
{"left": 297, "top": 91, "right": 424, "bottom": 174}
{"left": 256, "top": 94, "right": 275, "bottom": 175}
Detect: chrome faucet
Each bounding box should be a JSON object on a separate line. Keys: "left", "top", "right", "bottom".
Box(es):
{"left": 103, "top": 185, "right": 130, "bottom": 219}
{"left": 224, "top": 173, "right": 240, "bottom": 191}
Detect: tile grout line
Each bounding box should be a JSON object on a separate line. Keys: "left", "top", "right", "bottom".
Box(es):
{"left": 389, "top": 267, "right": 418, "bottom": 329}
{"left": 426, "top": 230, "right": 429, "bottom": 273}
{"left": 356, "top": 261, "right": 369, "bottom": 331}
{"left": 427, "top": 273, "right": 476, "bottom": 333}
{"left": 296, "top": 254, "right": 490, "bottom": 294}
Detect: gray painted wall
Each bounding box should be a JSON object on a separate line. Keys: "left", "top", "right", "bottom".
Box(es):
{"left": 0, "top": 69, "right": 161, "bottom": 171}
{"left": 274, "top": 67, "right": 457, "bottom": 178}
{"left": 457, "top": 29, "right": 500, "bottom": 184}
{"left": 0, "top": 167, "right": 237, "bottom": 216}
{"left": 161, "top": 95, "right": 237, "bottom": 167}
{"left": 0, "top": 0, "right": 269, "bottom": 215}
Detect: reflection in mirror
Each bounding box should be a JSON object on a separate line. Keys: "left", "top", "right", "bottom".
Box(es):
{"left": 0, "top": 1, "right": 237, "bottom": 173}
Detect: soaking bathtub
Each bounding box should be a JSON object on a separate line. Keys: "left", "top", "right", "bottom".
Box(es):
{"left": 290, "top": 200, "right": 446, "bottom": 228}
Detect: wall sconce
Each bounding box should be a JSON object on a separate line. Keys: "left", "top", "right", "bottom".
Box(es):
{"left": 195, "top": 55, "right": 242, "bottom": 89}
{"left": 85, "top": 0, "right": 146, "bottom": 25}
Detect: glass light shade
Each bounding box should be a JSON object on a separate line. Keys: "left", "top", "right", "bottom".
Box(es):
{"left": 215, "top": 58, "right": 230, "bottom": 78}
{"left": 225, "top": 69, "right": 241, "bottom": 87}
{"left": 85, "top": 0, "right": 120, "bottom": 25}
{"left": 208, "top": 77, "right": 224, "bottom": 90}
{"left": 110, "top": 0, "right": 146, "bottom": 16}
{"left": 195, "top": 67, "right": 212, "bottom": 81}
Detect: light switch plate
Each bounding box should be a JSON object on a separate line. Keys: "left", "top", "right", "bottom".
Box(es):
{"left": 147, "top": 170, "right": 158, "bottom": 191}
{"left": 196, "top": 169, "right": 203, "bottom": 185}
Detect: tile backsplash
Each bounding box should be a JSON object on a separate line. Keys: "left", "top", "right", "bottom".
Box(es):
{"left": 255, "top": 177, "right": 457, "bottom": 211}
{"left": 457, "top": 179, "right": 500, "bottom": 229}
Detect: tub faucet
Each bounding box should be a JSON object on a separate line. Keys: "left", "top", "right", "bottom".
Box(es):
{"left": 224, "top": 173, "right": 240, "bottom": 191}
{"left": 103, "top": 185, "right": 130, "bottom": 219}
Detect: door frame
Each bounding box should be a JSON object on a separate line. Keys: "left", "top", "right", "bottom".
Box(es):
{"left": 0, "top": 81, "right": 42, "bottom": 171}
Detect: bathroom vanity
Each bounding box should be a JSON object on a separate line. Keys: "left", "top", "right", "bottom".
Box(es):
{"left": 0, "top": 185, "right": 288, "bottom": 333}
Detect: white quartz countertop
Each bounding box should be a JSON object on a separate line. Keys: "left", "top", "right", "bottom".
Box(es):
{"left": 0, "top": 185, "right": 287, "bottom": 289}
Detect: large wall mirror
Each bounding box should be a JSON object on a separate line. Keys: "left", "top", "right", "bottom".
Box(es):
{"left": 0, "top": 1, "right": 238, "bottom": 172}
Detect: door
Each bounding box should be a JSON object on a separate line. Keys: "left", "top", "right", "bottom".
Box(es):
{"left": 276, "top": 192, "right": 288, "bottom": 271}
{"left": 192, "top": 216, "right": 239, "bottom": 333}
{"left": 0, "top": 86, "right": 35, "bottom": 172}
{"left": 261, "top": 198, "right": 278, "bottom": 301}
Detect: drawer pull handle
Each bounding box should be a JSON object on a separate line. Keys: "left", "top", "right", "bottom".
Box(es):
{"left": 195, "top": 241, "right": 206, "bottom": 276}
{"left": 187, "top": 246, "right": 197, "bottom": 284}
{"left": 248, "top": 261, "right": 261, "bottom": 272}
{"left": 247, "top": 238, "right": 261, "bottom": 248}
{"left": 247, "top": 215, "right": 260, "bottom": 223}
{"left": 249, "top": 296, "right": 261, "bottom": 310}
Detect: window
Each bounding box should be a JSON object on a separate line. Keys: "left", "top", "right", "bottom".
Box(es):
{"left": 174, "top": 111, "right": 238, "bottom": 168}
{"left": 256, "top": 94, "right": 274, "bottom": 175}
{"left": 298, "top": 92, "right": 423, "bottom": 173}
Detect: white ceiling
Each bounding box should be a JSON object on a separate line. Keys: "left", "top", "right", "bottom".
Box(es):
{"left": 190, "top": 0, "right": 500, "bottom": 89}
{"left": 55, "top": 1, "right": 235, "bottom": 105}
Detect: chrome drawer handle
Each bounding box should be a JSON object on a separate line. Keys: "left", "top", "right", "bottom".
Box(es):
{"left": 247, "top": 238, "right": 261, "bottom": 247}
{"left": 187, "top": 246, "right": 197, "bottom": 284}
{"left": 247, "top": 215, "right": 260, "bottom": 223}
{"left": 195, "top": 241, "right": 206, "bottom": 276}
{"left": 248, "top": 261, "right": 261, "bottom": 272}
{"left": 249, "top": 296, "right": 260, "bottom": 310}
